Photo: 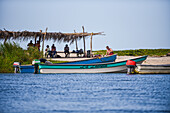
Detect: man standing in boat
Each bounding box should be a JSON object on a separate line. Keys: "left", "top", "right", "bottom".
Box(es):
{"left": 106, "top": 46, "right": 114, "bottom": 55}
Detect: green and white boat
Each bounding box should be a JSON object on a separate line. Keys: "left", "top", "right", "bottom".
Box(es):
{"left": 39, "top": 55, "right": 148, "bottom": 73}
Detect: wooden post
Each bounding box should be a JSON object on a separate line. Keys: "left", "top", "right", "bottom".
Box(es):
{"left": 34, "top": 34, "right": 37, "bottom": 46}
{"left": 41, "top": 28, "right": 48, "bottom": 58}
{"left": 82, "top": 26, "right": 86, "bottom": 57}
{"left": 74, "top": 30, "right": 78, "bottom": 51}
{"left": 34, "top": 35, "right": 37, "bottom": 45}
{"left": 39, "top": 30, "right": 42, "bottom": 41}
{"left": 90, "top": 32, "right": 93, "bottom": 57}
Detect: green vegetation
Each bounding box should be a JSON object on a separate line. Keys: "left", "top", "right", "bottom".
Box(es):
{"left": 0, "top": 42, "right": 68, "bottom": 73}
{"left": 93, "top": 49, "right": 170, "bottom": 56}
{"left": 0, "top": 42, "right": 41, "bottom": 73}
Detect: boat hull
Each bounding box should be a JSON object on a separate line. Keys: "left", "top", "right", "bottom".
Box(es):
{"left": 59, "top": 54, "right": 117, "bottom": 64}
{"left": 20, "top": 65, "right": 34, "bottom": 73}
{"left": 19, "top": 54, "right": 117, "bottom": 73}
{"left": 39, "top": 56, "right": 147, "bottom": 73}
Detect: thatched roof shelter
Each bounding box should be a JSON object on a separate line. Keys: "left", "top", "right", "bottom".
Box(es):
{"left": 0, "top": 28, "right": 104, "bottom": 58}
{"left": 0, "top": 29, "right": 103, "bottom": 44}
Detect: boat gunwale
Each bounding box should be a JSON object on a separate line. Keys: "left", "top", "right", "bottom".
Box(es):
{"left": 40, "top": 64, "right": 125, "bottom": 69}
{"left": 137, "top": 64, "right": 170, "bottom": 67}
{"left": 57, "top": 54, "right": 117, "bottom": 64}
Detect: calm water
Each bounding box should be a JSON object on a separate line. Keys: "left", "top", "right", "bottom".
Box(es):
{"left": 0, "top": 73, "right": 170, "bottom": 113}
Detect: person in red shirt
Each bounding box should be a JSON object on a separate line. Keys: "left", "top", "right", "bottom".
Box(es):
{"left": 106, "top": 46, "right": 114, "bottom": 55}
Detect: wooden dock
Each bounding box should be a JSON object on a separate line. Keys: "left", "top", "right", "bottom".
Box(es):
{"left": 136, "top": 64, "right": 170, "bottom": 74}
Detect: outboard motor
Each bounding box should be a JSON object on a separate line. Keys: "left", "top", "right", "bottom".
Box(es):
{"left": 32, "top": 59, "right": 40, "bottom": 74}
{"left": 13, "top": 62, "right": 20, "bottom": 73}
{"left": 126, "top": 60, "right": 136, "bottom": 74}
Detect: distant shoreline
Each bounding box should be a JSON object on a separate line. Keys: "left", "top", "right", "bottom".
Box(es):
{"left": 94, "top": 49, "right": 170, "bottom": 57}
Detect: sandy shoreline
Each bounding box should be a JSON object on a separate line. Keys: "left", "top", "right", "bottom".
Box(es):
{"left": 49, "top": 55, "right": 170, "bottom": 65}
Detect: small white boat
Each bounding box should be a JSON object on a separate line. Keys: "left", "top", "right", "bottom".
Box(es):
{"left": 136, "top": 64, "right": 170, "bottom": 74}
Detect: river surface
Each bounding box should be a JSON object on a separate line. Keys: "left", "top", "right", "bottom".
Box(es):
{"left": 0, "top": 73, "right": 170, "bottom": 113}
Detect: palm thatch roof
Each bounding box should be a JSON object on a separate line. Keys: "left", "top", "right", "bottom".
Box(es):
{"left": 0, "top": 29, "right": 104, "bottom": 44}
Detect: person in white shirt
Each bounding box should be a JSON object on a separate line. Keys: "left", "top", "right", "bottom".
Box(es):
{"left": 45, "top": 45, "right": 51, "bottom": 58}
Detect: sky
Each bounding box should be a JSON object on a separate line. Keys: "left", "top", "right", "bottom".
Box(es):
{"left": 0, "top": 0, "right": 170, "bottom": 51}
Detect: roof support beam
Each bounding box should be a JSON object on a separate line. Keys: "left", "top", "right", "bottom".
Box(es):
{"left": 82, "top": 26, "right": 86, "bottom": 57}
{"left": 41, "top": 28, "right": 48, "bottom": 58}
{"left": 74, "top": 30, "right": 78, "bottom": 51}
{"left": 90, "top": 32, "right": 93, "bottom": 58}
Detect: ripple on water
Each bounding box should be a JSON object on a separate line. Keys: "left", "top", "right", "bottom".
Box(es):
{"left": 0, "top": 73, "right": 170, "bottom": 113}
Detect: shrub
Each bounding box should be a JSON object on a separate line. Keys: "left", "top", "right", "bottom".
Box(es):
{"left": 0, "top": 42, "right": 41, "bottom": 73}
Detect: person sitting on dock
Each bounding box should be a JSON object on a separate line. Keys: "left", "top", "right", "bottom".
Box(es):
{"left": 64, "top": 44, "right": 70, "bottom": 57}
{"left": 106, "top": 46, "right": 114, "bottom": 55}
{"left": 27, "top": 40, "right": 34, "bottom": 49}
{"left": 45, "top": 45, "right": 51, "bottom": 58}
{"left": 76, "top": 49, "right": 83, "bottom": 57}
{"left": 51, "top": 44, "right": 57, "bottom": 58}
